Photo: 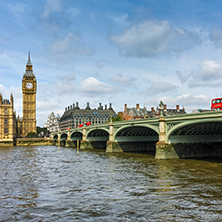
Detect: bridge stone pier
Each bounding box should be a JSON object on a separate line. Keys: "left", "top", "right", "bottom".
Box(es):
{"left": 53, "top": 111, "right": 222, "bottom": 159}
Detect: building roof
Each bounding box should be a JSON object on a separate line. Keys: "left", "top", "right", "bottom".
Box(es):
{"left": 156, "top": 107, "right": 186, "bottom": 116}
{"left": 126, "top": 107, "right": 152, "bottom": 118}
{"left": 60, "top": 103, "right": 117, "bottom": 121}
{"left": 124, "top": 104, "right": 186, "bottom": 118}
{"left": 23, "top": 51, "right": 35, "bottom": 77}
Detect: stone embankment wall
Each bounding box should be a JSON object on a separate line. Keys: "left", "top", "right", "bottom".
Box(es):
{"left": 0, "top": 140, "right": 15, "bottom": 146}
{"left": 16, "top": 138, "right": 53, "bottom": 146}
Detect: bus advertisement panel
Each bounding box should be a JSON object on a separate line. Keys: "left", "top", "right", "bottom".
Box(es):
{"left": 211, "top": 98, "right": 222, "bottom": 111}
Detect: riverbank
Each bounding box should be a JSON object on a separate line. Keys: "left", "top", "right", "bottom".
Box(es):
{"left": 0, "top": 138, "right": 53, "bottom": 147}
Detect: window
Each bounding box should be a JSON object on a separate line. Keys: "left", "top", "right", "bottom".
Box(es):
{"left": 4, "top": 127, "right": 8, "bottom": 134}
{"left": 4, "top": 119, "right": 8, "bottom": 125}
{"left": 4, "top": 108, "right": 8, "bottom": 113}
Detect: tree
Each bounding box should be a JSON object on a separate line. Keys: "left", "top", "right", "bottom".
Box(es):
{"left": 27, "top": 132, "right": 38, "bottom": 138}
{"left": 37, "top": 126, "right": 48, "bottom": 135}
{"left": 111, "top": 115, "right": 123, "bottom": 122}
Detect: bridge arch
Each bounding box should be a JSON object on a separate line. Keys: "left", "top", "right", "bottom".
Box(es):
{"left": 53, "top": 134, "right": 58, "bottom": 140}
{"left": 167, "top": 119, "right": 222, "bottom": 143}
{"left": 60, "top": 133, "right": 68, "bottom": 141}
{"left": 114, "top": 125, "right": 159, "bottom": 142}
{"left": 86, "top": 128, "right": 109, "bottom": 141}
{"left": 70, "top": 131, "right": 83, "bottom": 141}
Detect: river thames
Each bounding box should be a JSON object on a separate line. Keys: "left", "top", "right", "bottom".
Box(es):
{"left": 0, "top": 146, "right": 222, "bottom": 221}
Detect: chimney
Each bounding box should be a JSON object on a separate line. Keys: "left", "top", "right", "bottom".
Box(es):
{"left": 86, "top": 102, "right": 90, "bottom": 109}
{"left": 124, "top": 104, "right": 127, "bottom": 110}
{"left": 65, "top": 107, "right": 67, "bottom": 111}
{"left": 176, "top": 105, "right": 179, "bottom": 111}
{"left": 76, "top": 102, "right": 79, "bottom": 109}
{"left": 136, "top": 104, "right": 139, "bottom": 109}
{"left": 109, "top": 103, "right": 113, "bottom": 110}
{"left": 164, "top": 104, "right": 167, "bottom": 110}
{"left": 105, "top": 104, "right": 107, "bottom": 110}
{"left": 73, "top": 103, "right": 75, "bottom": 109}
{"left": 70, "top": 105, "right": 72, "bottom": 109}
{"left": 151, "top": 107, "right": 155, "bottom": 113}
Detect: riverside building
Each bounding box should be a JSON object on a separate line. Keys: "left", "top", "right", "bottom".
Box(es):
{"left": 119, "top": 103, "right": 186, "bottom": 121}
{"left": 0, "top": 52, "right": 37, "bottom": 145}
{"left": 0, "top": 94, "right": 17, "bottom": 143}
{"left": 59, "top": 102, "right": 117, "bottom": 131}
{"left": 44, "top": 112, "right": 60, "bottom": 133}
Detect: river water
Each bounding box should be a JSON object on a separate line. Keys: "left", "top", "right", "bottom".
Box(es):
{"left": 0, "top": 146, "right": 222, "bottom": 222}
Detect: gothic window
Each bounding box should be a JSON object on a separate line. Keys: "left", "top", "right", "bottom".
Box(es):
{"left": 4, "top": 108, "right": 7, "bottom": 114}
{"left": 4, "top": 127, "right": 8, "bottom": 134}
{"left": 4, "top": 119, "right": 8, "bottom": 125}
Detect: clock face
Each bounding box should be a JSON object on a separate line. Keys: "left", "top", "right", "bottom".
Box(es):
{"left": 26, "top": 82, "right": 33, "bottom": 89}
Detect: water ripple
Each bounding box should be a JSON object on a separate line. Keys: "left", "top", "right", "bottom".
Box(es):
{"left": 0, "top": 146, "right": 222, "bottom": 221}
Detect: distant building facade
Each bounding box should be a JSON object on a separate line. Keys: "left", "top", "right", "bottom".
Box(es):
{"left": 0, "top": 94, "right": 17, "bottom": 143}
{"left": 60, "top": 102, "right": 117, "bottom": 131}
{"left": 45, "top": 112, "right": 60, "bottom": 133}
{"left": 119, "top": 103, "right": 186, "bottom": 121}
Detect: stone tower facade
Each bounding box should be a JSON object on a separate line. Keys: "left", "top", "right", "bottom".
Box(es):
{"left": 22, "top": 52, "right": 37, "bottom": 137}
{"left": 0, "top": 94, "right": 17, "bottom": 143}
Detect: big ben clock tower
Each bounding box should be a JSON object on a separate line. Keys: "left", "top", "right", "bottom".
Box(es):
{"left": 22, "top": 52, "right": 37, "bottom": 137}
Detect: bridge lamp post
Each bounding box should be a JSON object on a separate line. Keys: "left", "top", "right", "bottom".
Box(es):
{"left": 159, "top": 101, "right": 164, "bottom": 116}
{"left": 110, "top": 115, "right": 113, "bottom": 123}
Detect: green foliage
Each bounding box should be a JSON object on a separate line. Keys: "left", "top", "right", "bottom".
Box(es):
{"left": 27, "top": 132, "right": 38, "bottom": 138}
{"left": 37, "top": 126, "right": 48, "bottom": 134}
{"left": 111, "top": 115, "right": 123, "bottom": 122}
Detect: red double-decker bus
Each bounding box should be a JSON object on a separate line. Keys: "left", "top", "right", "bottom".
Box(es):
{"left": 211, "top": 98, "right": 222, "bottom": 111}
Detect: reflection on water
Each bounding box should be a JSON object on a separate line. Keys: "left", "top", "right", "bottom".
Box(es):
{"left": 0, "top": 146, "right": 222, "bottom": 221}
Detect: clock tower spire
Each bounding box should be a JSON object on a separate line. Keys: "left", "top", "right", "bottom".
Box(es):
{"left": 22, "top": 52, "right": 37, "bottom": 137}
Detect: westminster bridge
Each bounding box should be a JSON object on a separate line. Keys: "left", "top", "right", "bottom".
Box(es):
{"left": 52, "top": 111, "right": 222, "bottom": 159}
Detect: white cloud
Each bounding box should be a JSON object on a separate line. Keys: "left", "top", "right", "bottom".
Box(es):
{"left": 151, "top": 94, "right": 211, "bottom": 113}
{"left": 146, "top": 82, "right": 178, "bottom": 95}
{"left": 0, "top": 84, "right": 22, "bottom": 116}
{"left": 94, "top": 60, "right": 108, "bottom": 70}
{"left": 0, "top": 84, "right": 7, "bottom": 93}
{"left": 37, "top": 100, "right": 60, "bottom": 111}
{"left": 8, "top": 3, "right": 27, "bottom": 13}
{"left": 56, "top": 72, "right": 75, "bottom": 81}
{"left": 7, "top": 2, "right": 29, "bottom": 28}
{"left": 108, "top": 13, "right": 129, "bottom": 28}
{"left": 48, "top": 32, "right": 94, "bottom": 63}
{"left": 110, "top": 20, "right": 200, "bottom": 58}
{"left": 188, "top": 60, "right": 222, "bottom": 87}
{"left": 110, "top": 73, "right": 137, "bottom": 86}
{"left": 209, "top": 27, "right": 222, "bottom": 48}
{"left": 79, "top": 77, "right": 118, "bottom": 96}
{"left": 176, "top": 70, "right": 189, "bottom": 83}
{"left": 67, "top": 8, "right": 81, "bottom": 17}
{"left": 42, "top": 0, "right": 62, "bottom": 19}
{"left": 94, "top": 60, "right": 108, "bottom": 76}
{"left": 44, "top": 73, "right": 76, "bottom": 95}
{"left": 55, "top": 81, "right": 76, "bottom": 94}
{"left": 41, "top": 0, "right": 72, "bottom": 34}
{"left": 49, "top": 32, "right": 79, "bottom": 53}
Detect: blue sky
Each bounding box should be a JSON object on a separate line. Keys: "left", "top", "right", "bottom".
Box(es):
{"left": 1, "top": 0, "right": 222, "bottom": 126}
